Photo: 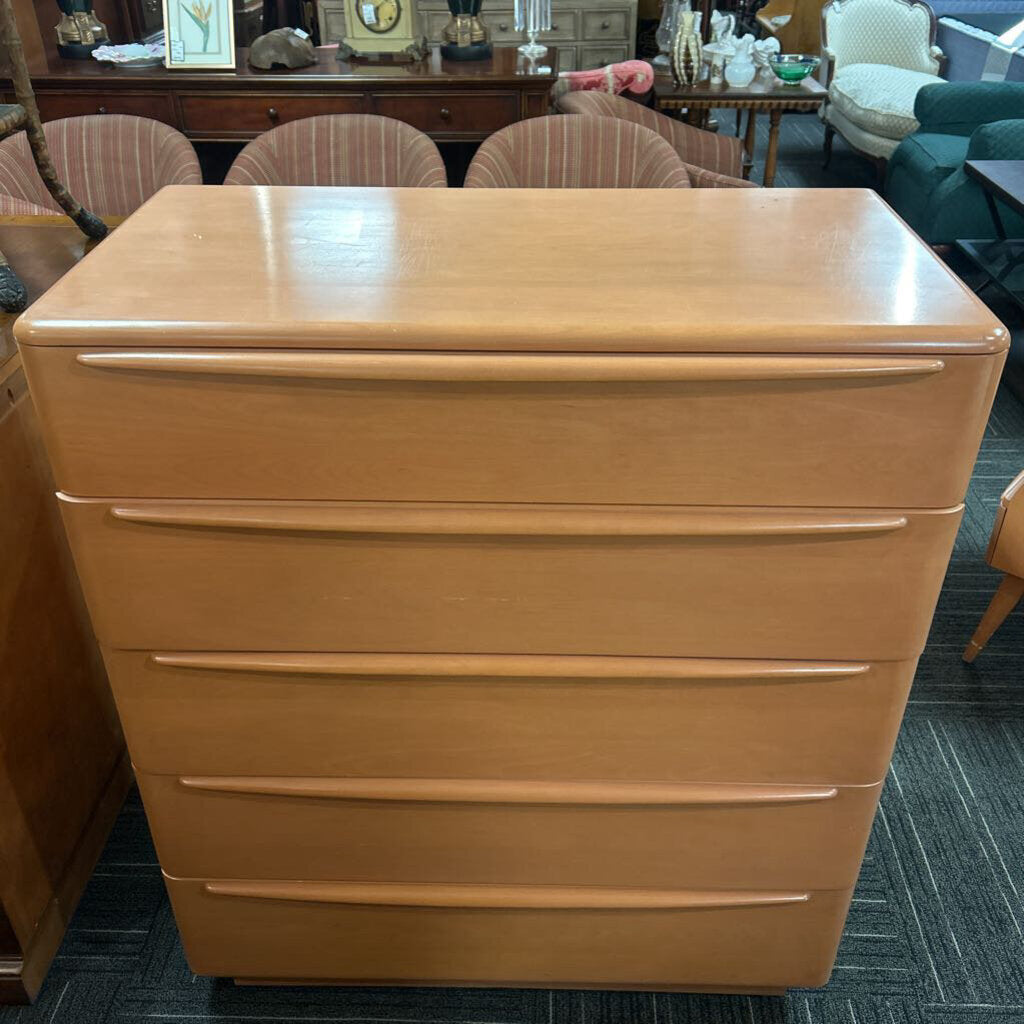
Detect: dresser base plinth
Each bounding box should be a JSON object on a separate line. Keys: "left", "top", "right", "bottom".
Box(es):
{"left": 231, "top": 978, "right": 787, "bottom": 996}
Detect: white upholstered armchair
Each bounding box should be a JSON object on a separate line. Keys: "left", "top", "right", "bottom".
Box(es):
{"left": 821, "top": 0, "right": 944, "bottom": 177}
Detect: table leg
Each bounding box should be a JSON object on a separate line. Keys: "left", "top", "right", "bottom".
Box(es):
{"left": 743, "top": 109, "right": 756, "bottom": 179}
{"left": 764, "top": 109, "right": 782, "bottom": 187}
{"left": 985, "top": 189, "right": 1008, "bottom": 241}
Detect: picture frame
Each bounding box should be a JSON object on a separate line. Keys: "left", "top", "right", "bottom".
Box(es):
{"left": 162, "top": 0, "right": 236, "bottom": 68}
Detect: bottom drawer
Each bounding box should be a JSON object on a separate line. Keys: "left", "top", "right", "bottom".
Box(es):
{"left": 165, "top": 874, "right": 852, "bottom": 990}
{"left": 139, "top": 772, "right": 882, "bottom": 890}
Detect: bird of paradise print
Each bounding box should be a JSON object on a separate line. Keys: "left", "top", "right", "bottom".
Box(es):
{"left": 181, "top": 0, "right": 213, "bottom": 51}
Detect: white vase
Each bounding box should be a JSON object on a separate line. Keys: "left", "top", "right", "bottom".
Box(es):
{"left": 725, "top": 59, "right": 755, "bottom": 87}
{"left": 671, "top": 11, "right": 702, "bottom": 87}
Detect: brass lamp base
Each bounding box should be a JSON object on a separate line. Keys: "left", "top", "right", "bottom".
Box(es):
{"left": 440, "top": 13, "right": 491, "bottom": 60}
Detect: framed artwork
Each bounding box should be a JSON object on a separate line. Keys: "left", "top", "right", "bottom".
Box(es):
{"left": 162, "top": 0, "right": 237, "bottom": 67}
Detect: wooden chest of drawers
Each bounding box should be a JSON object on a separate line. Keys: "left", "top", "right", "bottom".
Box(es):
{"left": 16, "top": 185, "right": 1007, "bottom": 994}
{"left": 318, "top": 0, "right": 640, "bottom": 71}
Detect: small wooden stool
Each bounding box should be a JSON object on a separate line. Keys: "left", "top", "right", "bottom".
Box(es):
{"left": 964, "top": 470, "right": 1024, "bottom": 662}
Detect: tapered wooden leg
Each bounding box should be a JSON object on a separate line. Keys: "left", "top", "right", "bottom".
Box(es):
{"left": 822, "top": 124, "right": 835, "bottom": 170}
{"left": 742, "top": 110, "right": 756, "bottom": 180}
{"left": 763, "top": 110, "right": 782, "bottom": 187}
{"left": 0, "top": 0, "right": 106, "bottom": 241}
{"left": 963, "top": 573, "right": 1024, "bottom": 663}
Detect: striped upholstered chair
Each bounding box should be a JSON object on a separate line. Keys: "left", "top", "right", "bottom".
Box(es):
{"left": 464, "top": 116, "right": 690, "bottom": 188}
{"left": 224, "top": 114, "right": 448, "bottom": 187}
{"left": 0, "top": 115, "right": 200, "bottom": 217}
{"left": 554, "top": 91, "right": 750, "bottom": 185}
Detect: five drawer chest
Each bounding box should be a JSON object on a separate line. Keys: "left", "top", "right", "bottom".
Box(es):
{"left": 17, "top": 185, "right": 1007, "bottom": 993}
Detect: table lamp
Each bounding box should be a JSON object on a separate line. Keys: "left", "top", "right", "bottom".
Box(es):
{"left": 55, "top": 0, "right": 109, "bottom": 58}
{"left": 440, "top": 0, "right": 492, "bottom": 60}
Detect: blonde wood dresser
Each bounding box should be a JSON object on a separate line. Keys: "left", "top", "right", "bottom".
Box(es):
{"left": 16, "top": 186, "right": 1006, "bottom": 994}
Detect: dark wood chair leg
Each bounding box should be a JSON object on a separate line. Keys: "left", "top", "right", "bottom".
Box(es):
{"left": 964, "top": 573, "right": 1024, "bottom": 663}
{"left": 0, "top": 0, "right": 106, "bottom": 241}
{"left": 822, "top": 124, "right": 835, "bottom": 170}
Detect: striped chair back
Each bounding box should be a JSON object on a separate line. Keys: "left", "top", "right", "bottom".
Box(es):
{"left": 464, "top": 115, "right": 691, "bottom": 188}
{"left": 0, "top": 115, "right": 200, "bottom": 217}
{"left": 224, "top": 114, "right": 448, "bottom": 188}
{"left": 555, "top": 91, "right": 745, "bottom": 179}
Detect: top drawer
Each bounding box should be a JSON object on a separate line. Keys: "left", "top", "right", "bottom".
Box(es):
{"left": 34, "top": 92, "right": 178, "bottom": 128}
{"left": 21, "top": 347, "right": 1002, "bottom": 507}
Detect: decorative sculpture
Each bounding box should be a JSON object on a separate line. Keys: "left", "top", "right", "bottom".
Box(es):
{"left": 0, "top": 0, "right": 106, "bottom": 312}
{"left": 670, "top": 10, "right": 702, "bottom": 87}
{"left": 550, "top": 59, "right": 654, "bottom": 98}
{"left": 248, "top": 27, "right": 317, "bottom": 68}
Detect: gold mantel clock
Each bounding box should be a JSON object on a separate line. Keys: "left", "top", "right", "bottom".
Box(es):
{"left": 337, "top": 0, "right": 428, "bottom": 60}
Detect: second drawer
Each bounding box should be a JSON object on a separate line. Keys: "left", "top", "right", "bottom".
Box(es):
{"left": 63, "top": 498, "right": 960, "bottom": 659}
{"left": 139, "top": 772, "right": 882, "bottom": 890}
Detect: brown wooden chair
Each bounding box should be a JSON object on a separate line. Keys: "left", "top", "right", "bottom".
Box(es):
{"left": 224, "top": 114, "right": 448, "bottom": 187}
{"left": 554, "top": 90, "right": 749, "bottom": 182}
{"left": 964, "top": 470, "right": 1024, "bottom": 662}
{"left": 464, "top": 115, "right": 691, "bottom": 188}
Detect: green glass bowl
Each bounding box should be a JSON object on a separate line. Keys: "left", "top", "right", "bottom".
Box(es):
{"left": 768, "top": 53, "right": 821, "bottom": 84}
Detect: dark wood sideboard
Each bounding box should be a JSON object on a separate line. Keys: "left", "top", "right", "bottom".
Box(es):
{"left": 0, "top": 46, "right": 558, "bottom": 143}
{"left": 0, "top": 218, "right": 131, "bottom": 1004}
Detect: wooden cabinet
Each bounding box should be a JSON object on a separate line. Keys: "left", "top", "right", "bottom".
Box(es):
{"left": 0, "top": 353, "right": 128, "bottom": 1004}
{"left": 319, "top": 0, "right": 639, "bottom": 71}
{"left": 16, "top": 185, "right": 1007, "bottom": 993}
{"left": 9, "top": 46, "right": 555, "bottom": 144}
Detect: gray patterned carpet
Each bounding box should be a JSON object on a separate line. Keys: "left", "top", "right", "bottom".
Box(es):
{"left": 5, "top": 114, "right": 1024, "bottom": 1024}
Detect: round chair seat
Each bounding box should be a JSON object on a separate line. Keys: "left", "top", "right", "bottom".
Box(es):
{"left": 828, "top": 62, "right": 944, "bottom": 141}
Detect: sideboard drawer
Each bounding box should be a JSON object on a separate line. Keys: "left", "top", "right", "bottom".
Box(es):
{"left": 579, "top": 43, "right": 628, "bottom": 67}
{"left": 371, "top": 92, "right": 518, "bottom": 133}
{"left": 35, "top": 91, "right": 178, "bottom": 127}
{"left": 165, "top": 874, "right": 851, "bottom": 989}
{"left": 180, "top": 94, "right": 365, "bottom": 135}
{"left": 140, "top": 772, "right": 882, "bottom": 890}
{"left": 485, "top": 10, "right": 520, "bottom": 40}
{"left": 581, "top": 8, "right": 629, "bottom": 38}
{"left": 546, "top": 12, "right": 578, "bottom": 39}
{"left": 21, "top": 347, "right": 1003, "bottom": 507}
{"left": 62, "top": 498, "right": 960, "bottom": 658}
{"left": 108, "top": 651, "right": 917, "bottom": 785}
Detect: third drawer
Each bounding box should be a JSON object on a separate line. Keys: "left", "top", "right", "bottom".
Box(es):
{"left": 106, "top": 650, "right": 913, "bottom": 785}
{"left": 64, "top": 498, "right": 961, "bottom": 659}
{"left": 138, "top": 771, "right": 882, "bottom": 890}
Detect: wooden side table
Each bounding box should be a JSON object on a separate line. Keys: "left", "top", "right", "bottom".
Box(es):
{"left": 956, "top": 159, "right": 1024, "bottom": 312}
{"left": 655, "top": 75, "right": 827, "bottom": 187}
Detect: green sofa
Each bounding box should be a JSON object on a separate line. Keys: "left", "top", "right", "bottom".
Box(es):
{"left": 886, "top": 81, "right": 1024, "bottom": 245}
